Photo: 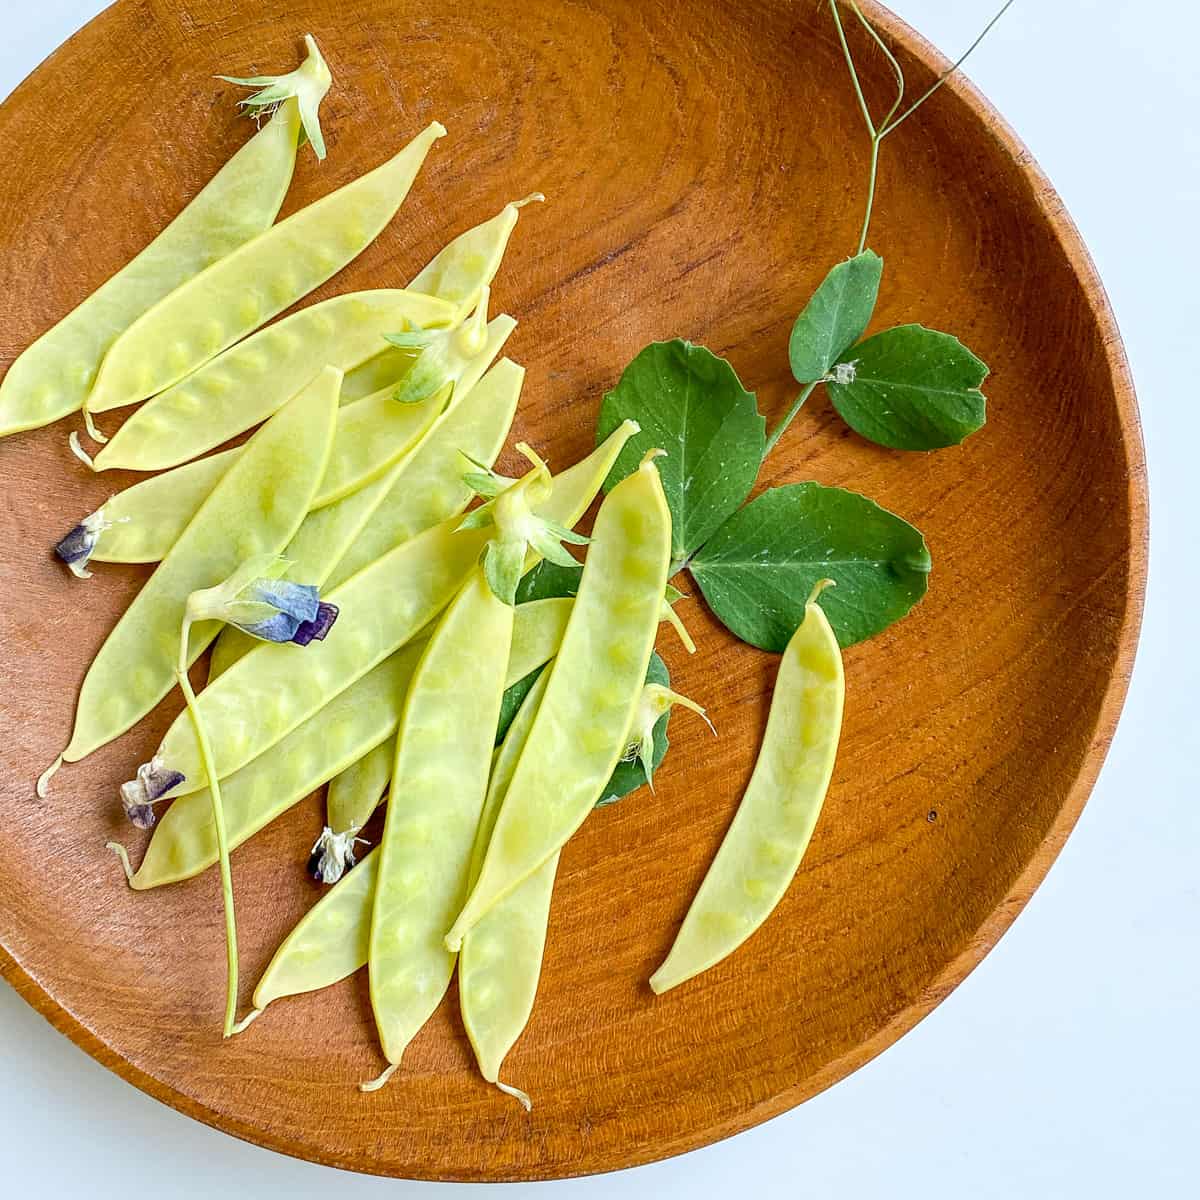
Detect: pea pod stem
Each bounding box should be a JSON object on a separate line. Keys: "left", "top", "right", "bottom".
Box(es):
{"left": 360, "top": 1063, "right": 398, "bottom": 1093}
{"left": 176, "top": 644, "right": 238, "bottom": 1037}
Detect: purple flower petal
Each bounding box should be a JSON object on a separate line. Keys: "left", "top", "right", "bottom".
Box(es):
{"left": 292, "top": 601, "right": 338, "bottom": 646}
{"left": 119, "top": 758, "right": 186, "bottom": 827}
{"left": 247, "top": 579, "right": 320, "bottom": 623}
{"left": 126, "top": 803, "right": 157, "bottom": 830}
{"left": 236, "top": 610, "right": 303, "bottom": 643}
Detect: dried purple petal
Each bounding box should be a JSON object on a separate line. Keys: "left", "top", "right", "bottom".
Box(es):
{"left": 125, "top": 802, "right": 156, "bottom": 831}
{"left": 119, "top": 756, "right": 186, "bottom": 827}
{"left": 54, "top": 509, "right": 111, "bottom": 579}
{"left": 292, "top": 601, "right": 338, "bottom": 647}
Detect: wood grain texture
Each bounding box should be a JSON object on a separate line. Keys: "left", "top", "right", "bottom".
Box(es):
{"left": 0, "top": 0, "right": 1146, "bottom": 1182}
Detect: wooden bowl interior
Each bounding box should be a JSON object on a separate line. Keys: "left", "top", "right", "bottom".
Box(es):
{"left": 0, "top": 0, "right": 1144, "bottom": 1181}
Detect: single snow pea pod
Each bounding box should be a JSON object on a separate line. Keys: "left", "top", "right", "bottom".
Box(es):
{"left": 408, "top": 193, "right": 544, "bottom": 318}
{"left": 315, "top": 595, "right": 573, "bottom": 861}
{"left": 231, "top": 850, "right": 382, "bottom": 1035}
{"left": 328, "top": 415, "right": 642, "bottom": 591}
{"left": 325, "top": 742, "right": 393, "bottom": 853}
{"left": 459, "top": 668, "right": 553, "bottom": 1108}
{"left": 649, "top": 583, "right": 843, "bottom": 994}
{"left": 59, "top": 451, "right": 239, "bottom": 571}
{"left": 309, "top": 312, "right": 516, "bottom": 510}
{"left": 366, "top": 566, "right": 515, "bottom": 1084}
{"left": 135, "top": 446, "right": 605, "bottom": 801}
{"left": 207, "top": 358, "right": 525, "bottom": 680}
{"left": 39, "top": 367, "right": 340, "bottom": 792}
{"left": 83, "top": 121, "right": 446, "bottom": 424}
{"left": 0, "top": 39, "right": 329, "bottom": 439}
{"left": 444, "top": 450, "right": 672, "bottom": 951}
{"left": 459, "top": 670, "right": 709, "bottom": 1104}
{"left": 86, "top": 288, "right": 454, "bottom": 470}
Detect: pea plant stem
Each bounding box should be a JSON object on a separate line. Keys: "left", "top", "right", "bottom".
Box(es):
{"left": 764, "top": 381, "right": 820, "bottom": 459}
{"left": 177, "top": 629, "right": 238, "bottom": 1037}
{"left": 832, "top": 0, "right": 1015, "bottom": 251}
{"left": 857, "top": 137, "right": 881, "bottom": 255}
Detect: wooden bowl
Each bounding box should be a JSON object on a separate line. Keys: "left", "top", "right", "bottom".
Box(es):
{"left": 0, "top": 0, "right": 1146, "bottom": 1182}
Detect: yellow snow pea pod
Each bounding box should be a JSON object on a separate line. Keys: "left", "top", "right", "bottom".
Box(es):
{"left": 230, "top": 849, "right": 383, "bottom": 1035}
{"left": 649, "top": 583, "right": 844, "bottom": 994}
{"left": 325, "top": 742, "right": 393, "bottom": 849}
{"left": 459, "top": 674, "right": 709, "bottom": 1105}
{"left": 62, "top": 450, "right": 238, "bottom": 570}
{"left": 408, "top": 193, "right": 543, "bottom": 318}
{"left": 0, "top": 39, "right": 329, "bottom": 439}
{"left": 459, "top": 668, "right": 554, "bottom": 1109}
{"left": 207, "top": 357, "right": 524, "bottom": 680}
{"left": 365, "top": 567, "right": 515, "bottom": 1084}
{"left": 137, "top": 427, "right": 641, "bottom": 802}
{"left": 336, "top": 193, "right": 539, "bottom": 406}
{"left": 39, "top": 367, "right": 340, "bottom": 794}
{"left": 444, "top": 450, "right": 672, "bottom": 951}
{"left": 83, "top": 121, "right": 445, "bottom": 424}
{"left": 86, "top": 289, "right": 454, "bottom": 470}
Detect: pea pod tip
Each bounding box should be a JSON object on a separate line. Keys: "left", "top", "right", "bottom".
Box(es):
{"left": 495, "top": 1080, "right": 533, "bottom": 1112}
{"left": 360, "top": 1063, "right": 399, "bottom": 1093}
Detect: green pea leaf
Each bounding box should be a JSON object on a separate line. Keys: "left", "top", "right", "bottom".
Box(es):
{"left": 689, "top": 482, "right": 931, "bottom": 650}
{"left": 788, "top": 250, "right": 883, "bottom": 384}
{"left": 495, "top": 653, "right": 671, "bottom": 810}
{"left": 514, "top": 559, "right": 582, "bottom": 604}
{"left": 827, "top": 324, "right": 988, "bottom": 450}
{"left": 596, "top": 340, "right": 765, "bottom": 567}
{"left": 495, "top": 664, "right": 546, "bottom": 745}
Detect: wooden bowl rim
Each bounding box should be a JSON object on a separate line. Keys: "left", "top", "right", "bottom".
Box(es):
{"left": 0, "top": 0, "right": 1148, "bottom": 1179}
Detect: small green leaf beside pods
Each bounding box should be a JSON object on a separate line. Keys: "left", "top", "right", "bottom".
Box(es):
{"left": 689, "top": 482, "right": 931, "bottom": 651}
{"left": 826, "top": 324, "right": 989, "bottom": 450}
{"left": 788, "top": 250, "right": 883, "bottom": 384}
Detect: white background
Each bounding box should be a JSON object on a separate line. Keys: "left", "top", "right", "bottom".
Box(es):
{"left": 2, "top": 2, "right": 1196, "bottom": 1195}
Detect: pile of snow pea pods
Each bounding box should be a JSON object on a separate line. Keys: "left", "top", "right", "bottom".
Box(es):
{"left": 2, "top": 36, "right": 846, "bottom": 1108}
